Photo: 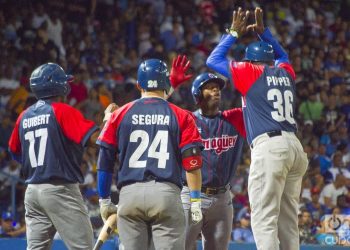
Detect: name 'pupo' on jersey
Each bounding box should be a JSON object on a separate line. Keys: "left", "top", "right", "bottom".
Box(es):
{"left": 22, "top": 114, "right": 50, "bottom": 129}
{"left": 131, "top": 114, "right": 170, "bottom": 125}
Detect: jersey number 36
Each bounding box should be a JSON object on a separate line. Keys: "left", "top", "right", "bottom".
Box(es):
{"left": 268, "top": 89, "right": 296, "bottom": 124}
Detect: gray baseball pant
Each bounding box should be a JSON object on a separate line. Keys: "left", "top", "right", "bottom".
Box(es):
{"left": 181, "top": 186, "right": 233, "bottom": 250}
{"left": 117, "top": 180, "right": 186, "bottom": 250}
{"left": 24, "top": 183, "right": 94, "bottom": 250}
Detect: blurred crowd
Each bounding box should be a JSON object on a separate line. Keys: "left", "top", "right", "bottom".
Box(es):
{"left": 0, "top": 0, "right": 349, "bottom": 246}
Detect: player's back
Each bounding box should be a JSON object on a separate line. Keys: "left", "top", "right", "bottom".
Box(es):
{"left": 243, "top": 65, "right": 297, "bottom": 144}
{"left": 116, "top": 97, "right": 188, "bottom": 189}
{"left": 17, "top": 100, "right": 87, "bottom": 184}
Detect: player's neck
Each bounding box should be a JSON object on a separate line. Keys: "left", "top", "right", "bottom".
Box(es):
{"left": 142, "top": 90, "right": 166, "bottom": 99}
{"left": 199, "top": 107, "right": 219, "bottom": 117}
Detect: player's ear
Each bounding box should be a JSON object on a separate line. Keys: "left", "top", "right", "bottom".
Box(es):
{"left": 136, "top": 83, "right": 143, "bottom": 92}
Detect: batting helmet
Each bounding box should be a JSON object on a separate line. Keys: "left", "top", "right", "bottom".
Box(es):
{"left": 191, "top": 73, "right": 225, "bottom": 104}
{"left": 30, "top": 63, "right": 72, "bottom": 99}
{"left": 137, "top": 59, "right": 171, "bottom": 93}
{"left": 243, "top": 41, "right": 274, "bottom": 62}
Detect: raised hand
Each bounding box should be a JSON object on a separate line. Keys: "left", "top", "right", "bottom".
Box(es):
{"left": 103, "top": 103, "right": 119, "bottom": 122}
{"left": 169, "top": 55, "right": 193, "bottom": 89}
{"left": 229, "top": 7, "right": 250, "bottom": 37}
{"left": 247, "top": 7, "right": 265, "bottom": 34}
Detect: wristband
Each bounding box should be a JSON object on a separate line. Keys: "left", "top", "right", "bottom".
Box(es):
{"left": 99, "top": 197, "right": 111, "bottom": 205}
{"left": 190, "top": 190, "right": 201, "bottom": 202}
{"left": 225, "top": 28, "right": 239, "bottom": 38}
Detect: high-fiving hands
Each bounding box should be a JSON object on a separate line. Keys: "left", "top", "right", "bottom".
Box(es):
{"left": 229, "top": 7, "right": 250, "bottom": 37}
{"left": 229, "top": 7, "right": 265, "bottom": 37}
{"left": 247, "top": 7, "right": 265, "bottom": 34}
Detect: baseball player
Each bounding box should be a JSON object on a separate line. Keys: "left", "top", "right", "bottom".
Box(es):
{"left": 8, "top": 63, "right": 114, "bottom": 250}
{"left": 96, "top": 57, "right": 203, "bottom": 250}
{"left": 181, "top": 72, "right": 245, "bottom": 250}
{"left": 206, "top": 7, "right": 308, "bottom": 250}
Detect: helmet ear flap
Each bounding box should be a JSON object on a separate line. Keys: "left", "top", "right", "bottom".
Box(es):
{"left": 196, "top": 89, "right": 203, "bottom": 104}
{"left": 192, "top": 85, "right": 202, "bottom": 104}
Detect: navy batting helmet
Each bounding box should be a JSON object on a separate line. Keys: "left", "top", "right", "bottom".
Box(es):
{"left": 243, "top": 41, "right": 274, "bottom": 62}
{"left": 191, "top": 73, "right": 225, "bottom": 104}
{"left": 30, "top": 63, "right": 72, "bottom": 99}
{"left": 137, "top": 59, "right": 171, "bottom": 93}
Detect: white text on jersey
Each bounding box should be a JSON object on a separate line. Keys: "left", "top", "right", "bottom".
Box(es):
{"left": 23, "top": 114, "right": 50, "bottom": 129}
{"left": 266, "top": 76, "right": 291, "bottom": 87}
{"left": 202, "top": 135, "right": 237, "bottom": 155}
{"left": 132, "top": 114, "right": 170, "bottom": 125}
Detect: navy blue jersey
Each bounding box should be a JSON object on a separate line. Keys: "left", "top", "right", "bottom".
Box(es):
{"left": 9, "top": 100, "right": 98, "bottom": 184}
{"left": 230, "top": 62, "right": 297, "bottom": 144}
{"left": 97, "top": 97, "right": 203, "bottom": 189}
{"left": 187, "top": 109, "right": 245, "bottom": 187}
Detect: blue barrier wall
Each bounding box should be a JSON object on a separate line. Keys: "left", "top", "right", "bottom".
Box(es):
{"left": 0, "top": 239, "right": 346, "bottom": 250}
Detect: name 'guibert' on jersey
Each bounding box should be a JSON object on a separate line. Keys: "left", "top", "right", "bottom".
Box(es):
{"left": 132, "top": 114, "right": 170, "bottom": 125}
{"left": 23, "top": 114, "right": 50, "bottom": 129}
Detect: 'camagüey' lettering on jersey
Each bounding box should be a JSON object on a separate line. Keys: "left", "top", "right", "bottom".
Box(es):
{"left": 202, "top": 135, "right": 238, "bottom": 155}
{"left": 189, "top": 109, "right": 245, "bottom": 187}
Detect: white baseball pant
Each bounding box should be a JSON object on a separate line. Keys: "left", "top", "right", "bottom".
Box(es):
{"left": 248, "top": 131, "right": 308, "bottom": 250}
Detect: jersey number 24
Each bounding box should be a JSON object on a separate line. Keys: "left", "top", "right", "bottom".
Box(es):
{"left": 129, "top": 130, "right": 170, "bottom": 169}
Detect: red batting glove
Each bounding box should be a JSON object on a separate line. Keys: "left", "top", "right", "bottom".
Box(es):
{"left": 169, "top": 55, "right": 193, "bottom": 89}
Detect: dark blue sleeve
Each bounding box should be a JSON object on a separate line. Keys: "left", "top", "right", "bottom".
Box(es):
{"left": 206, "top": 34, "right": 237, "bottom": 78}
{"left": 97, "top": 146, "right": 116, "bottom": 173}
{"left": 8, "top": 150, "right": 22, "bottom": 164}
{"left": 97, "top": 170, "right": 112, "bottom": 198}
{"left": 258, "top": 28, "right": 289, "bottom": 66}
{"left": 97, "top": 146, "right": 116, "bottom": 198}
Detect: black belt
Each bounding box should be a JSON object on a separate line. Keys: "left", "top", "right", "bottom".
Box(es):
{"left": 267, "top": 130, "right": 282, "bottom": 137}
{"left": 201, "top": 186, "right": 228, "bottom": 195}
{"left": 183, "top": 184, "right": 228, "bottom": 195}
{"left": 250, "top": 130, "right": 282, "bottom": 149}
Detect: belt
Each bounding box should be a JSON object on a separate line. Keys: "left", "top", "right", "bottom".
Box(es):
{"left": 201, "top": 186, "right": 228, "bottom": 195}
{"left": 250, "top": 130, "right": 282, "bottom": 149}
{"left": 267, "top": 130, "right": 282, "bottom": 137}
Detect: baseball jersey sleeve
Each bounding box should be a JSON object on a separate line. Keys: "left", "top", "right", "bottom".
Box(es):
{"left": 278, "top": 63, "right": 296, "bottom": 80}
{"left": 222, "top": 108, "right": 246, "bottom": 138}
{"left": 96, "top": 102, "right": 134, "bottom": 150}
{"left": 8, "top": 111, "right": 25, "bottom": 155}
{"left": 51, "top": 103, "right": 98, "bottom": 147}
{"left": 230, "top": 61, "right": 265, "bottom": 96}
{"left": 206, "top": 34, "right": 236, "bottom": 79}
{"left": 169, "top": 104, "right": 203, "bottom": 152}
